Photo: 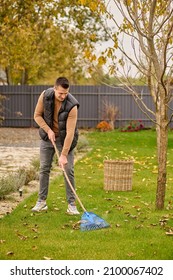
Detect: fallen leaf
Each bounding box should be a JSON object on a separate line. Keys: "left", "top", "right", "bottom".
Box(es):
{"left": 166, "top": 231, "right": 173, "bottom": 236}
{"left": 135, "top": 225, "right": 143, "bottom": 229}
{"left": 130, "top": 215, "right": 138, "bottom": 219}
{"left": 104, "top": 197, "right": 113, "bottom": 201}
{"left": 43, "top": 256, "right": 52, "bottom": 260}
{"left": 127, "top": 252, "right": 135, "bottom": 257}
{"left": 115, "top": 205, "right": 124, "bottom": 210}
{"left": 159, "top": 219, "right": 168, "bottom": 226}
{"left": 33, "top": 236, "right": 38, "bottom": 239}
{"left": 16, "top": 232, "right": 28, "bottom": 240}
{"left": 115, "top": 224, "right": 121, "bottom": 227}
{"left": 72, "top": 221, "right": 81, "bottom": 230}
{"left": 6, "top": 251, "right": 14, "bottom": 256}
{"left": 61, "top": 224, "right": 70, "bottom": 229}
{"left": 31, "top": 228, "right": 38, "bottom": 233}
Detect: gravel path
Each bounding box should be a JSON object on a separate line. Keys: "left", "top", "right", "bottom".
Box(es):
{"left": 0, "top": 128, "right": 40, "bottom": 217}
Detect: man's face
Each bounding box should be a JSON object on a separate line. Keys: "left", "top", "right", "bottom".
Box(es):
{"left": 54, "top": 85, "right": 69, "bottom": 102}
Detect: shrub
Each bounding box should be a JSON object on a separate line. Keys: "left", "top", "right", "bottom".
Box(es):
{"left": 96, "top": 121, "right": 113, "bottom": 132}
{"left": 101, "top": 100, "right": 119, "bottom": 130}
{"left": 0, "top": 172, "right": 26, "bottom": 199}
{"left": 121, "top": 120, "right": 144, "bottom": 132}
{"left": 76, "top": 135, "right": 90, "bottom": 152}
{"left": 18, "top": 167, "right": 38, "bottom": 185}
{"left": 30, "top": 158, "right": 40, "bottom": 171}
{"left": 0, "top": 159, "right": 39, "bottom": 199}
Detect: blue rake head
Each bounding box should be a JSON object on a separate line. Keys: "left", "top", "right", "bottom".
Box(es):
{"left": 80, "top": 212, "right": 110, "bottom": 231}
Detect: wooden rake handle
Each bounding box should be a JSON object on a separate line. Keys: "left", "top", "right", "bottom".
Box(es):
{"left": 52, "top": 141, "right": 87, "bottom": 213}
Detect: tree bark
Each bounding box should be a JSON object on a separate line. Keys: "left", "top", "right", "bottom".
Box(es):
{"left": 21, "top": 68, "right": 29, "bottom": 85}
{"left": 5, "top": 66, "right": 12, "bottom": 85}
{"left": 155, "top": 103, "right": 168, "bottom": 209}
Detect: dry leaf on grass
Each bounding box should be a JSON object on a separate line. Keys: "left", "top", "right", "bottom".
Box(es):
{"left": 31, "top": 228, "right": 38, "bottom": 233}
{"left": 61, "top": 223, "right": 71, "bottom": 229}
{"left": 16, "top": 232, "right": 28, "bottom": 240}
{"left": 165, "top": 230, "right": 173, "bottom": 236}
{"left": 72, "top": 221, "right": 81, "bottom": 230}
{"left": 6, "top": 251, "right": 14, "bottom": 256}
{"left": 43, "top": 256, "right": 52, "bottom": 260}
{"left": 115, "top": 224, "right": 121, "bottom": 228}
{"left": 127, "top": 252, "right": 135, "bottom": 257}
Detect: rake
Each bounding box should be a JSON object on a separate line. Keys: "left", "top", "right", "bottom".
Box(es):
{"left": 53, "top": 142, "right": 110, "bottom": 231}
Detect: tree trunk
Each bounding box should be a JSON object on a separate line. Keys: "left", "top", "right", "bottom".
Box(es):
{"left": 155, "top": 112, "right": 168, "bottom": 210}
{"left": 5, "top": 66, "right": 12, "bottom": 85}
{"left": 21, "top": 68, "right": 29, "bottom": 85}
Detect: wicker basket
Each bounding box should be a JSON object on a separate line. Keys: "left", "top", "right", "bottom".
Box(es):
{"left": 104, "top": 160, "right": 134, "bottom": 191}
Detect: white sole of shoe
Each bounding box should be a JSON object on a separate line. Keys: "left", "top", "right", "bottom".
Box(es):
{"left": 66, "top": 210, "right": 80, "bottom": 215}
{"left": 32, "top": 206, "right": 48, "bottom": 212}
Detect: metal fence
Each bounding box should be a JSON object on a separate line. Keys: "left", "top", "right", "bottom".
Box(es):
{"left": 0, "top": 85, "right": 172, "bottom": 129}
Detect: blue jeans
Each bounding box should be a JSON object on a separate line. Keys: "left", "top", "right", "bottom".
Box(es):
{"left": 38, "top": 138, "right": 76, "bottom": 205}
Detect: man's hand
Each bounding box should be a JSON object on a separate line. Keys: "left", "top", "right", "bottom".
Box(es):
{"left": 59, "top": 154, "right": 68, "bottom": 169}
{"left": 47, "top": 128, "right": 55, "bottom": 144}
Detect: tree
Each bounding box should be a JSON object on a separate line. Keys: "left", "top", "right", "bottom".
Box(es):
{"left": 80, "top": 0, "right": 173, "bottom": 209}
{"left": 0, "top": 0, "right": 106, "bottom": 84}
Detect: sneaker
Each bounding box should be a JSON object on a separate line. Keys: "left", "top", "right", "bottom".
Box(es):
{"left": 31, "top": 200, "right": 48, "bottom": 212}
{"left": 66, "top": 204, "right": 80, "bottom": 215}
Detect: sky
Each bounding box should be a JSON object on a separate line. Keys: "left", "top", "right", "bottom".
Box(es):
{"left": 96, "top": 0, "right": 138, "bottom": 77}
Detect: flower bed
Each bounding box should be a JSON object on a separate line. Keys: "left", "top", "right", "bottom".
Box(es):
{"left": 121, "top": 120, "right": 144, "bottom": 132}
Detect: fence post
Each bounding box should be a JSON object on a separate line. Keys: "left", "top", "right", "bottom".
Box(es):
{"left": 97, "top": 86, "right": 101, "bottom": 125}
{"left": 30, "top": 86, "right": 34, "bottom": 127}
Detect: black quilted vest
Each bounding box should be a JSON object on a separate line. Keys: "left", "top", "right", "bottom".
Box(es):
{"left": 39, "top": 88, "right": 79, "bottom": 151}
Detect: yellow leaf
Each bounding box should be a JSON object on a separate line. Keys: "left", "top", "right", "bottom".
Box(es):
{"left": 78, "top": 0, "right": 87, "bottom": 5}
{"left": 107, "top": 48, "right": 113, "bottom": 58}
{"left": 98, "top": 55, "right": 106, "bottom": 66}
{"left": 126, "top": 0, "right": 132, "bottom": 6}
{"left": 89, "top": 2, "right": 98, "bottom": 12}
{"left": 43, "top": 256, "right": 52, "bottom": 260}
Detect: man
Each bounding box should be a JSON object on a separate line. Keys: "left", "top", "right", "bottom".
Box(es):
{"left": 32, "top": 77, "right": 80, "bottom": 215}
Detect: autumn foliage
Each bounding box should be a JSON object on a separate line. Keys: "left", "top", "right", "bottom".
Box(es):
{"left": 96, "top": 121, "right": 113, "bottom": 132}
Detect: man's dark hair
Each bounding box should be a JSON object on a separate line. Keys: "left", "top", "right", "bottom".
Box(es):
{"left": 55, "top": 77, "right": 69, "bottom": 89}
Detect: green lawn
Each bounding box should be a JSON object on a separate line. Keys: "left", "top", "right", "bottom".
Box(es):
{"left": 0, "top": 130, "right": 173, "bottom": 260}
